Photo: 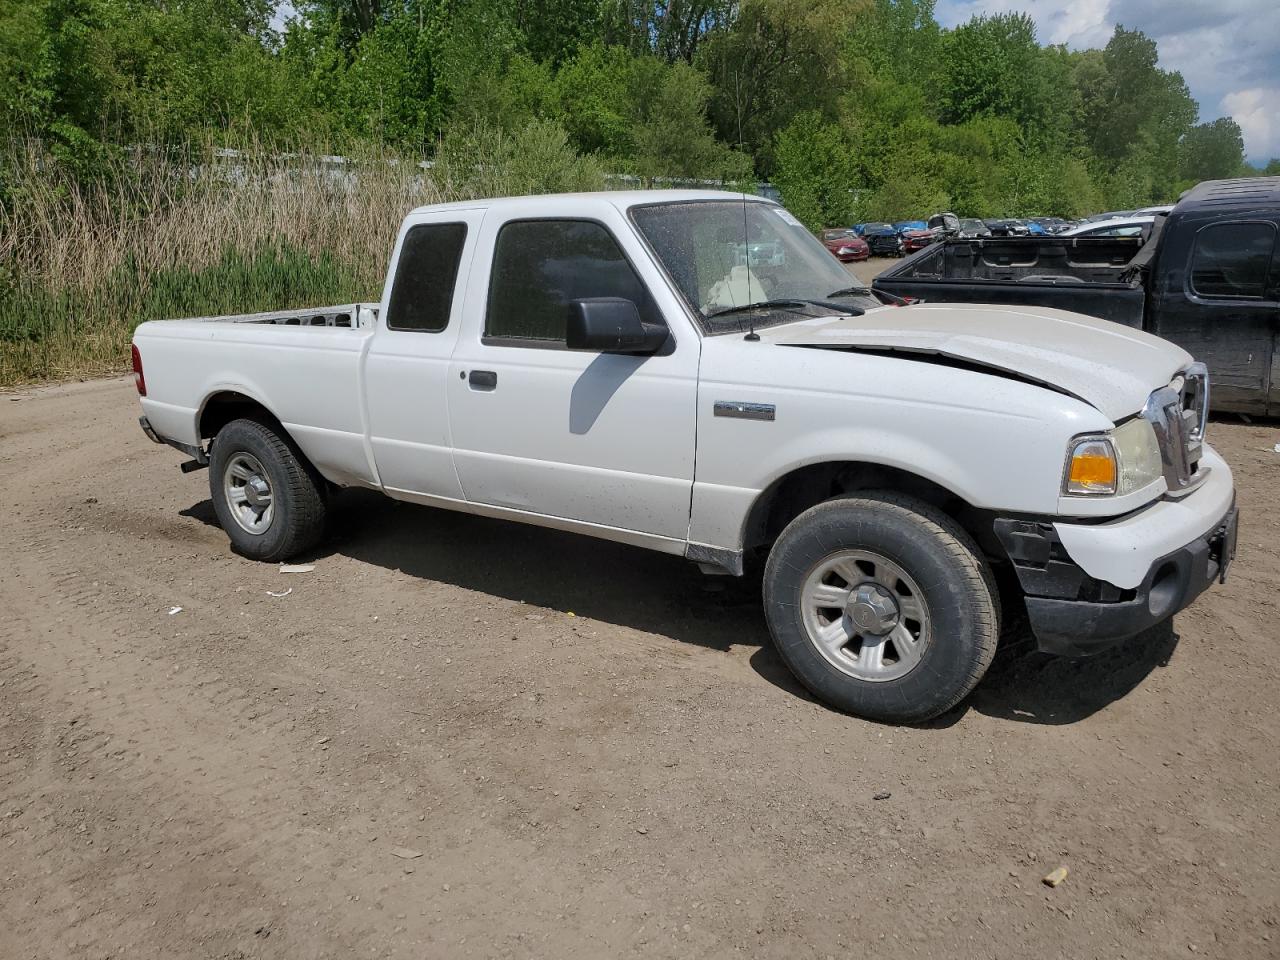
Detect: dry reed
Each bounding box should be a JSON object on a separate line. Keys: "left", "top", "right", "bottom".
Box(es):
{"left": 0, "top": 136, "right": 443, "bottom": 386}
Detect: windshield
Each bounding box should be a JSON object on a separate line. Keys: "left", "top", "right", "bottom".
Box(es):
{"left": 630, "top": 200, "right": 869, "bottom": 334}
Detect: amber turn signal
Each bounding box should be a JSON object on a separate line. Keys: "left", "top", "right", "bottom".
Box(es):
{"left": 1065, "top": 438, "right": 1117, "bottom": 495}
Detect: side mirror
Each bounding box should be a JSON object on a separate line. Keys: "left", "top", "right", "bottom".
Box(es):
{"left": 566, "top": 298, "right": 668, "bottom": 355}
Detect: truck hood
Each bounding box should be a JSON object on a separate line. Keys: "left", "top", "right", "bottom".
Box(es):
{"left": 762, "top": 302, "right": 1192, "bottom": 421}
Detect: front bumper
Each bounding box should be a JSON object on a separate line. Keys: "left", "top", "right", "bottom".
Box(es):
{"left": 1004, "top": 503, "right": 1237, "bottom": 656}
{"left": 995, "top": 447, "right": 1238, "bottom": 656}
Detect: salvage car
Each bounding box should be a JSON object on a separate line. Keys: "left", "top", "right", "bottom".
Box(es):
{"left": 861, "top": 223, "right": 903, "bottom": 257}
{"left": 134, "top": 190, "right": 1238, "bottom": 723}
{"left": 1031, "top": 217, "right": 1070, "bottom": 234}
{"left": 984, "top": 219, "right": 1029, "bottom": 237}
{"left": 874, "top": 177, "right": 1280, "bottom": 413}
{"left": 820, "top": 228, "right": 870, "bottom": 262}
{"left": 899, "top": 227, "right": 935, "bottom": 253}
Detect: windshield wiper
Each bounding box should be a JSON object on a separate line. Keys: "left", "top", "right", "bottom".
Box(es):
{"left": 708, "top": 296, "right": 868, "bottom": 320}
{"left": 825, "top": 286, "right": 871, "bottom": 297}
{"left": 706, "top": 299, "right": 813, "bottom": 319}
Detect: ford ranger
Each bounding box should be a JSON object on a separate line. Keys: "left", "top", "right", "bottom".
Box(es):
{"left": 132, "top": 191, "right": 1238, "bottom": 723}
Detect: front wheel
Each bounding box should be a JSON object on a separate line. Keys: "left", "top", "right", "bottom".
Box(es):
{"left": 208, "top": 418, "right": 328, "bottom": 562}
{"left": 763, "top": 493, "right": 998, "bottom": 723}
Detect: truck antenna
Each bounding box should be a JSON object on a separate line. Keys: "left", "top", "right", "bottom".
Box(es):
{"left": 743, "top": 194, "right": 759, "bottom": 341}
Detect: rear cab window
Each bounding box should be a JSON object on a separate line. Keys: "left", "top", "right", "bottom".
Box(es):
{"left": 1189, "top": 221, "right": 1277, "bottom": 300}
{"left": 385, "top": 222, "right": 469, "bottom": 331}
{"left": 484, "top": 219, "right": 661, "bottom": 344}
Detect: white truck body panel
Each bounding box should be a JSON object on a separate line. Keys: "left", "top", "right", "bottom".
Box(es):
{"left": 687, "top": 331, "right": 1115, "bottom": 551}
{"left": 764, "top": 301, "right": 1192, "bottom": 422}
{"left": 138, "top": 321, "right": 378, "bottom": 488}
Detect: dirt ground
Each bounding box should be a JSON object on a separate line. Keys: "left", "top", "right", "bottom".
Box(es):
{"left": 845, "top": 256, "right": 884, "bottom": 288}
{"left": 3, "top": 364, "right": 1279, "bottom": 959}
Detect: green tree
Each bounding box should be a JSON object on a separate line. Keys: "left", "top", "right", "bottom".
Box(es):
{"left": 935, "top": 13, "right": 1059, "bottom": 144}
{"left": 552, "top": 43, "right": 749, "bottom": 179}
{"left": 701, "top": 0, "right": 863, "bottom": 170}
{"left": 603, "top": 0, "right": 736, "bottom": 63}
{"left": 1179, "top": 118, "right": 1246, "bottom": 183}
{"left": 1072, "top": 26, "right": 1196, "bottom": 202}
{"left": 771, "top": 111, "right": 859, "bottom": 229}
{"left": 845, "top": 0, "right": 940, "bottom": 74}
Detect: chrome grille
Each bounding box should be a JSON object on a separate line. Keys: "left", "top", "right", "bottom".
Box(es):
{"left": 1143, "top": 362, "right": 1209, "bottom": 494}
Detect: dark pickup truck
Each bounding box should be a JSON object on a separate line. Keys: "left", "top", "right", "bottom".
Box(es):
{"left": 874, "top": 178, "right": 1280, "bottom": 414}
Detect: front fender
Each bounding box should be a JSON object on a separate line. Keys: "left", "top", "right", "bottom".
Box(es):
{"left": 688, "top": 339, "right": 1112, "bottom": 551}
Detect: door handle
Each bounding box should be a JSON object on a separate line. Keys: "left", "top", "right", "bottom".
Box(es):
{"left": 468, "top": 369, "right": 497, "bottom": 390}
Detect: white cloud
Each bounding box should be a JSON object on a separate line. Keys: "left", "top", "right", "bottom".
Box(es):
{"left": 1222, "top": 88, "right": 1280, "bottom": 164}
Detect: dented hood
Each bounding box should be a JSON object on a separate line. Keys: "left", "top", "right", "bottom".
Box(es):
{"left": 762, "top": 302, "right": 1192, "bottom": 421}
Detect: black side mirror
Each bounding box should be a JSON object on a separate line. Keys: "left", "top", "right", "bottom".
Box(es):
{"left": 566, "top": 298, "right": 667, "bottom": 355}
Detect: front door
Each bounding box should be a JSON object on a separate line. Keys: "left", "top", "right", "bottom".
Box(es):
{"left": 447, "top": 203, "right": 699, "bottom": 544}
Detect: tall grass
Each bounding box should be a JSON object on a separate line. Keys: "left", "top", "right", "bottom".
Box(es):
{"left": 0, "top": 122, "right": 607, "bottom": 387}
{"left": 0, "top": 136, "right": 438, "bottom": 385}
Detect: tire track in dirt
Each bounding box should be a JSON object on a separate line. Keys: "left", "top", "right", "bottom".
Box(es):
{"left": 1, "top": 483, "right": 695, "bottom": 958}
{"left": 3, "top": 378, "right": 1279, "bottom": 959}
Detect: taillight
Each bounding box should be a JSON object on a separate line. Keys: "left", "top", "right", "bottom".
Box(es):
{"left": 131, "top": 343, "right": 146, "bottom": 396}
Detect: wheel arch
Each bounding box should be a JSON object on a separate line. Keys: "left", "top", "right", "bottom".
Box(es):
{"left": 198, "top": 389, "right": 286, "bottom": 441}
{"left": 741, "top": 460, "right": 997, "bottom": 557}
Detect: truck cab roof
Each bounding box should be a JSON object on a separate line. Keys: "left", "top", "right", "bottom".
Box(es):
{"left": 1174, "top": 177, "right": 1280, "bottom": 214}
{"left": 406, "top": 189, "right": 767, "bottom": 218}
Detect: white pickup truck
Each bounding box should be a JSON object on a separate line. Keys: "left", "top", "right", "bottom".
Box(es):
{"left": 132, "top": 190, "right": 1238, "bottom": 722}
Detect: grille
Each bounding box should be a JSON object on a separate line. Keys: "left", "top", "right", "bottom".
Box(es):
{"left": 1143, "top": 362, "right": 1209, "bottom": 494}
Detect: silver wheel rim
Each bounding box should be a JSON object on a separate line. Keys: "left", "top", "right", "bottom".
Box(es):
{"left": 800, "top": 549, "right": 930, "bottom": 682}
{"left": 223, "top": 452, "right": 274, "bottom": 535}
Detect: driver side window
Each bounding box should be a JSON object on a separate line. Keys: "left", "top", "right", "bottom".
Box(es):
{"left": 484, "top": 219, "right": 661, "bottom": 344}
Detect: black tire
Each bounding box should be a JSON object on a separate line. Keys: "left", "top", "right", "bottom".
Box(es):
{"left": 763, "top": 492, "right": 998, "bottom": 723}
{"left": 208, "top": 418, "right": 327, "bottom": 562}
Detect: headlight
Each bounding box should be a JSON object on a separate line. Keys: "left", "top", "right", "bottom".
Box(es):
{"left": 1064, "top": 419, "right": 1163, "bottom": 496}
{"left": 1111, "top": 417, "right": 1163, "bottom": 493}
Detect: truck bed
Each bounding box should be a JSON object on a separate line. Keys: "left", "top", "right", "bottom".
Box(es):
{"left": 133, "top": 302, "right": 382, "bottom": 490}
{"left": 174, "top": 303, "right": 378, "bottom": 328}
{"left": 873, "top": 238, "right": 1147, "bottom": 327}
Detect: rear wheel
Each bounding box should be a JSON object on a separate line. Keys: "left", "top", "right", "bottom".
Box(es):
{"left": 208, "top": 418, "right": 327, "bottom": 561}
{"left": 763, "top": 492, "right": 998, "bottom": 723}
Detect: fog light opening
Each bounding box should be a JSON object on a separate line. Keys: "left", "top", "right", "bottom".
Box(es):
{"left": 1148, "top": 562, "right": 1179, "bottom": 618}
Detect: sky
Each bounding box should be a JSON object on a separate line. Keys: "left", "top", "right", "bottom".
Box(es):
{"left": 935, "top": 0, "right": 1280, "bottom": 165}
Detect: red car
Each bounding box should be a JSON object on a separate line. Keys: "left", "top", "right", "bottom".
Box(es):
{"left": 899, "top": 228, "right": 934, "bottom": 253}
{"left": 820, "top": 229, "right": 870, "bottom": 262}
